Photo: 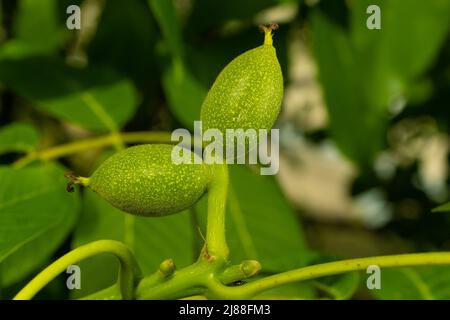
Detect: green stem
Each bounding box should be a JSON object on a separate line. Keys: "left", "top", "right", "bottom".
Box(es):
{"left": 13, "top": 131, "right": 173, "bottom": 169}
{"left": 13, "top": 240, "right": 141, "bottom": 300}
{"left": 214, "top": 252, "right": 450, "bottom": 299}
{"left": 204, "top": 163, "right": 229, "bottom": 261}
{"left": 135, "top": 262, "right": 210, "bottom": 300}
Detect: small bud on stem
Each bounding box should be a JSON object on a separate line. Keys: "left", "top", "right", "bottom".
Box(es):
{"left": 159, "top": 259, "right": 176, "bottom": 278}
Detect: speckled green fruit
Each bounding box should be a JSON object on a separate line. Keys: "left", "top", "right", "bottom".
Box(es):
{"left": 83, "top": 144, "right": 210, "bottom": 217}
{"left": 200, "top": 27, "right": 283, "bottom": 133}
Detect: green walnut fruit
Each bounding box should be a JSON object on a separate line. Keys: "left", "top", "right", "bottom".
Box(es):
{"left": 67, "top": 144, "right": 210, "bottom": 217}
{"left": 200, "top": 24, "right": 283, "bottom": 133}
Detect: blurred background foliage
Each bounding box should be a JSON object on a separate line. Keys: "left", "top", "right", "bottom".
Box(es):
{"left": 0, "top": 0, "right": 449, "bottom": 299}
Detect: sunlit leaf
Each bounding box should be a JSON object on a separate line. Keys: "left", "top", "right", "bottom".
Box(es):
{"left": 0, "top": 57, "right": 137, "bottom": 132}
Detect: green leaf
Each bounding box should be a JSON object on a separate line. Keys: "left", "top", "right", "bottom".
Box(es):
{"left": 0, "top": 0, "right": 63, "bottom": 59}
{"left": 311, "top": 10, "right": 386, "bottom": 165}
{"left": 310, "top": 0, "right": 450, "bottom": 166}
{"left": 0, "top": 57, "right": 138, "bottom": 132}
{"left": 433, "top": 202, "right": 450, "bottom": 212}
{"left": 162, "top": 62, "right": 207, "bottom": 129}
{"left": 187, "top": 0, "right": 279, "bottom": 32}
{"left": 71, "top": 191, "right": 196, "bottom": 298}
{"left": 227, "top": 165, "right": 309, "bottom": 270}
{"left": 0, "top": 164, "right": 79, "bottom": 287}
{"left": 148, "top": 0, "right": 207, "bottom": 127}
{"left": 352, "top": 0, "right": 450, "bottom": 80}
{"left": 88, "top": 0, "right": 158, "bottom": 91}
{"left": 0, "top": 123, "right": 39, "bottom": 155}
{"left": 373, "top": 266, "right": 450, "bottom": 300}
{"left": 148, "top": 0, "right": 184, "bottom": 59}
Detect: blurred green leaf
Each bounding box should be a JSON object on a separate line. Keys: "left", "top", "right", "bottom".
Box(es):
{"left": 71, "top": 191, "right": 196, "bottom": 298}
{"left": 149, "top": 0, "right": 207, "bottom": 127}
{"left": 0, "top": 57, "right": 137, "bottom": 132}
{"left": 162, "top": 62, "right": 206, "bottom": 129}
{"left": 0, "top": 163, "right": 79, "bottom": 287}
{"left": 0, "top": 123, "right": 39, "bottom": 155}
{"left": 188, "top": 0, "right": 278, "bottom": 32}
{"left": 373, "top": 266, "right": 450, "bottom": 299}
{"left": 311, "top": 10, "right": 387, "bottom": 165}
{"left": 89, "top": 0, "right": 158, "bottom": 91}
{"left": 148, "top": 0, "right": 184, "bottom": 59}
{"left": 433, "top": 202, "right": 450, "bottom": 213}
{"left": 186, "top": 26, "right": 289, "bottom": 89}
{"left": 0, "top": 0, "right": 63, "bottom": 59}
{"left": 311, "top": 0, "right": 450, "bottom": 166}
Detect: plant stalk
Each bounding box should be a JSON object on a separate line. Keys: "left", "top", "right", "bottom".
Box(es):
{"left": 204, "top": 163, "right": 229, "bottom": 261}
{"left": 13, "top": 240, "right": 141, "bottom": 300}
{"left": 13, "top": 131, "right": 173, "bottom": 169}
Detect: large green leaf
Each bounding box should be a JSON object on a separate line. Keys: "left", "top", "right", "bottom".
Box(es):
{"left": 0, "top": 123, "right": 39, "bottom": 155}
{"left": 310, "top": 0, "right": 450, "bottom": 166}
{"left": 311, "top": 10, "right": 388, "bottom": 166}
{"left": 162, "top": 62, "right": 206, "bottom": 129}
{"left": 0, "top": 57, "right": 137, "bottom": 132}
{"left": 373, "top": 266, "right": 450, "bottom": 299}
{"left": 227, "top": 165, "right": 309, "bottom": 270}
{"left": 0, "top": 0, "right": 63, "bottom": 59}
{"left": 351, "top": 0, "right": 450, "bottom": 81}
{"left": 71, "top": 191, "right": 196, "bottom": 298}
{"left": 148, "top": 0, "right": 207, "bottom": 128}
{"left": 0, "top": 164, "right": 80, "bottom": 287}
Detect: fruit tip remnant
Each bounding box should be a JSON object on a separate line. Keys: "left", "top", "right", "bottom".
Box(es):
{"left": 64, "top": 171, "right": 90, "bottom": 192}
{"left": 259, "top": 23, "right": 279, "bottom": 46}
